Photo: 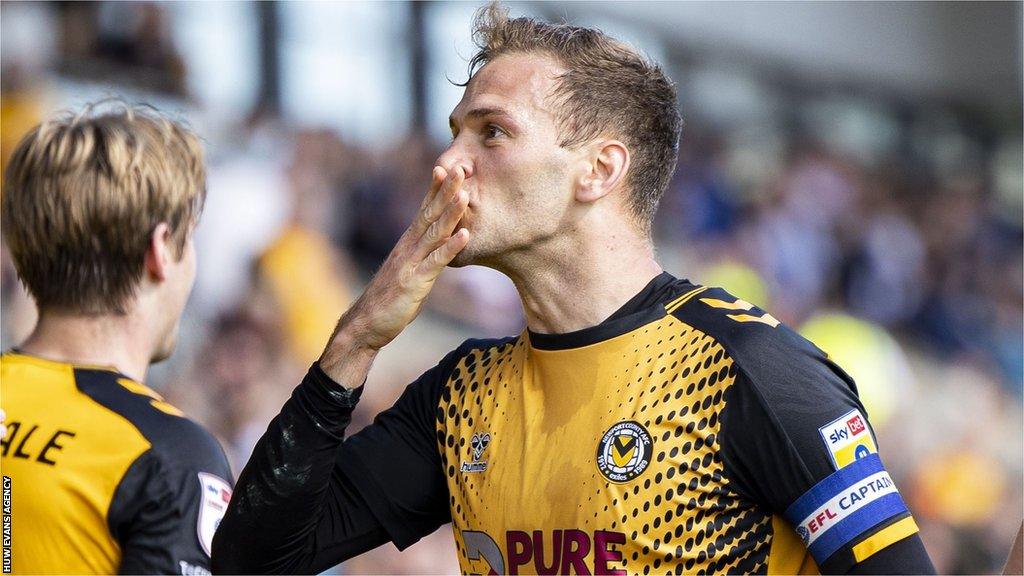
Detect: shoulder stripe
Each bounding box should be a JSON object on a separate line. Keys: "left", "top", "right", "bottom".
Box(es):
{"left": 665, "top": 286, "right": 709, "bottom": 313}
{"left": 115, "top": 377, "right": 186, "bottom": 416}
{"left": 697, "top": 296, "right": 781, "bottom": 327}
{"left": 852, "top": 516, "right": 919, "bottom": 562}
{"left": 725, "top": 313, "right": 781, "bottom": 327}
{"left": 699, "top": 297, "right": 753, "bottom": 311}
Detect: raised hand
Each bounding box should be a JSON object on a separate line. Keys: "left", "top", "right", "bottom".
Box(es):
{"left": 319, "top": 166, "right": 470, "bottom": 387}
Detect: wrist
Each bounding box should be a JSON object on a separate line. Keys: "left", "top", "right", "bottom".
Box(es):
{"left": 319, "top": 325, "right": 378, "bottom": 390}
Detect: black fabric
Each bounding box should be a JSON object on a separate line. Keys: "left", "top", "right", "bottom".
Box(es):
{"left": 212, "top": 364, "right": 368, "bottom": 574}
{"left": 817, "top": 525, "right": 936, "bottom": 574}
{"left": 842, "top": 533, "right": 935, "bottom": 574}
{"left": 332, "top": 340, "right": 506, "bottom": 550}
{"left": 603, "top": 271, "right": 684, "bottom": 322}
{"left": 671, "top": 287, "right": 934, "bottom": 574}
{"left": 74, "top": 368, "right": 233, "bottom": 575}
{"left": 527, "top": 272, "right": 695, "bottom": 350}
{"left": 215, "top": 277, "right": 935, "bottom": 574}
{"left": 213, "top": 342, "right": 504, "bottom": 574}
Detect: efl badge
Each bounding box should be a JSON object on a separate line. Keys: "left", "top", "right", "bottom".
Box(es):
{"left": 818, "top": 409, "right": 878, "bottom": 470}
{"left": 197, "top": 472, "right": 232, "bottom": 556}
{"left": 596, "top": 421, "right": 654, "bottom": 483}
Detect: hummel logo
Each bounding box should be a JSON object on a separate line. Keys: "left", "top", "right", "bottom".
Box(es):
{"left": 471, "top": 432, "right": 491, "bottom": 461}
{"left": 462, "top": 432, "right": 490, "bottom": 473}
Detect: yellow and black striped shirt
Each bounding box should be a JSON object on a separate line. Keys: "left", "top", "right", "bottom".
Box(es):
{"left": 1, "top": 352, "right": 232, "bottom": 575}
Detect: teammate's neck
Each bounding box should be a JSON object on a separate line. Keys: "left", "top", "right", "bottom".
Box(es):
{"left": 18, "top": 308, "right": 157, "bottom": 382}
{"left": 502, "top": 233, "right": 662, "bottom": 335}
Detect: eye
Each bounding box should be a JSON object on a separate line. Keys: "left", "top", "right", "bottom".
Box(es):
{"left": 484, "top": 124, "right": 506, "bottom": 139}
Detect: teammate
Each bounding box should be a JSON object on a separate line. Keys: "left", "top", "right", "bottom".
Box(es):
{"left": 0, "top": 104, "right": 232, "bottom": 574}
{"left": 213, "top": 5, "right": 934, "bottom": 574}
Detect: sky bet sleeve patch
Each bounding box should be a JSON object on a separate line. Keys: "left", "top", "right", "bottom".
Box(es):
{"left": 784, "top": 453, "right": 913, "bottom": 565}
{"left": 818, "top": 408, "right": 877, "bottom": 469}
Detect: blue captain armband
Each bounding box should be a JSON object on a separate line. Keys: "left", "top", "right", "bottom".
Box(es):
{"left": 784, "top": 453, "right": 911, "bottom": 564}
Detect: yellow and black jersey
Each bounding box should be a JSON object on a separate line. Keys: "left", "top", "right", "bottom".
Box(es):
{"left": 0, "top": 352, "right": 233, "bottom": 575}
{"left": 214, "top": 273, "right": 934, "bottom": 575}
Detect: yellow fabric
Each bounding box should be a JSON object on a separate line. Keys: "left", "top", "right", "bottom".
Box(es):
{"left": 116, "top": 378, "right": 185, "bottom": 416}
{"left": 116, "top": 377, "right": 164, "bottom": 401}
{"left": 439, "top": 314, "right": 810, "bottom": 574}
{"left": 258, "top": 226, "right": 350, "bottom": 365}
{"left": 852, "top": 517, "right": 919, "bottom": 562}
{"left": 699, "top": 297, "right": 754, "bottom": 311}
{"left": 767, "top": 516, "right": 819, "bottom": 575}
{"left": 0, "top": 353, "right": 151, "bottom": 574}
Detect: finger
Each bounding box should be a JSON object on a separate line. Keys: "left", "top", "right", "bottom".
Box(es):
{"left": 417, "top": 227, "right": 470, "bottom": 279}
{"left": 412, "top": 167, "right": 448, "bottom": 234}
{"left": 423, "top": 166, "right": 464, "bottom": 231}
{"left": 416, "top": 189, "right": 468, "bottom": 260}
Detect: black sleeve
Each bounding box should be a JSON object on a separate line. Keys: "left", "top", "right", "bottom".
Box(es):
{"left": 110, "top": 419, "right": 234, "bottom": 575}
{"left": 213, "top": 344, "right": 469, "bottom": 575}
{"left": 713, "top": 320, "right": 935, "bottom": 573}
{"left": 847, "top": 535, "right": 934, "bottom": 575}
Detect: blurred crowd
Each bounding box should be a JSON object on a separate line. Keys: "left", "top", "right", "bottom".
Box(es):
{"left": 1, "top": 2, "right": 1021, "bottom": 574}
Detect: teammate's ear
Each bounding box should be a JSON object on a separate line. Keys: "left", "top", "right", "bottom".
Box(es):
{"left": 575, "top": 140, "right": 630, "bottom": 204}
{"left": 144, "top": 223, "right": 174, "bottom": 282}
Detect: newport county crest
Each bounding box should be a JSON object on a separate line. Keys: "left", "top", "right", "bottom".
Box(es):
{"left": 596, "top": 421, "right": 653, "bottom": 482}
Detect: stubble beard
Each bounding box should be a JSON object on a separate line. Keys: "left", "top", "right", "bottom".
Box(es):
{"left": 448, "top": 226, "right": 506, "bottom": 269}
{"left": 448, "top": 237, "right": 483, "bottom": 268}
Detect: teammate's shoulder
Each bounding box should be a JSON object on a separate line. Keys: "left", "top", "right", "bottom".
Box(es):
{"left": 73, "top": 368, "right": 227, "bottom": 472}
{"left": 666, "top": 286, "right": 832, "bottom": 379}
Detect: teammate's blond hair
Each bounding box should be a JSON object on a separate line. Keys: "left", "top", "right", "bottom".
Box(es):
{"left": 2, "top": 101, "right": 206, "bottom": 314}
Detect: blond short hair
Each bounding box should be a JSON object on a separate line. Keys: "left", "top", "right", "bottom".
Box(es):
{"left": 2, "top": 102, "right": 206, "bottom": 314}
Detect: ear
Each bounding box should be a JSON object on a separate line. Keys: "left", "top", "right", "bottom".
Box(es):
{"left": 575, "top": 140, "right": 630, "bottom": 204}
{"left": 144, "top": 223, "right": 174, "bottom": 282}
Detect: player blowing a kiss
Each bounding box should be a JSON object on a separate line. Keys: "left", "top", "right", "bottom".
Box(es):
{"left": 1, "top": 103, "right": 232, "bottom": 575}
{"left": 214, "top": 4, "right": 934, "bottom": 574}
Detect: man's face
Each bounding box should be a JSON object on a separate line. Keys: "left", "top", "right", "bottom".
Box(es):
{"left": 439, "top": 53, "right": 584, "bottom": 268}
{"left": 151, "top": 235, "right": 197, "bottom": 363}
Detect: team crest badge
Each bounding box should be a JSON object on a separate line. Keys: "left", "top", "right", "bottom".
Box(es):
{"left": 596, "top": 421, "right": 654, "bottom": 483}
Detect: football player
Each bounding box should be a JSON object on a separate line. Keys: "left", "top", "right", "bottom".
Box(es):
{"left": 1, "top": 103, "right": 232, "bottom": 575}
{"left": 215, "top": 5, "right": 934, "bottom": 574}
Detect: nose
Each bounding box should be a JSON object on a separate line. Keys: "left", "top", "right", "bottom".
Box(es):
{"left": 435, "top": 143, "right": 473, "bottom": 179}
